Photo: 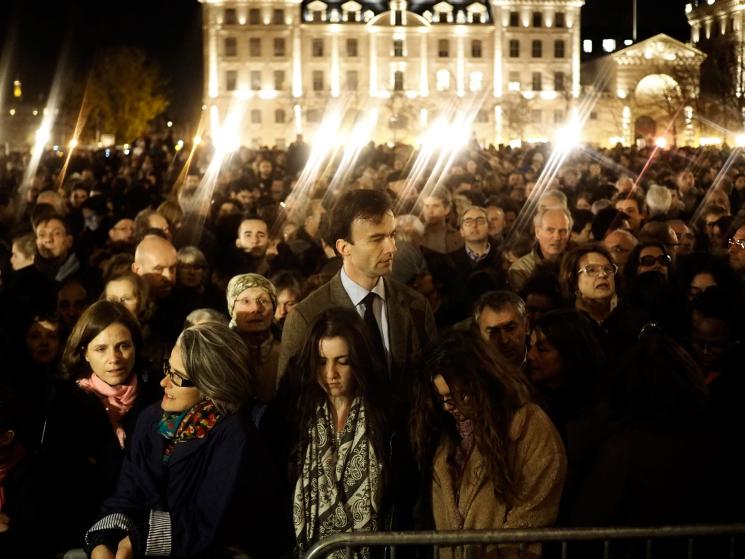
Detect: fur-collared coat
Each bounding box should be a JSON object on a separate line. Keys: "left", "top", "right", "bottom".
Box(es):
{"left": 431, "top": 403, "right": 567, "bottom": 559}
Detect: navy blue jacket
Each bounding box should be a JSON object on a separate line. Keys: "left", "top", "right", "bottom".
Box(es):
{"left": 85, "top": 402, "right": 289, "bottom": 558}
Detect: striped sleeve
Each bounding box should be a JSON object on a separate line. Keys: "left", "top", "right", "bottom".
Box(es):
{"left": 145, "top": 509, "right": 172, "bottom": 556}
{"left": 84, "top": 512, "right": 134, "bottom": 546}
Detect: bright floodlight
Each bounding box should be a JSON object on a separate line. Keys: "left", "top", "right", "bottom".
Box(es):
{"left": 35, "top": 127, "right": 51, "bottom": 147}
{"left": 655, "top": 136, "right": 667, "bottom": 149}
{"left": 555, "top": 117, "right": 581, "bottom": 150}
{"left": 68, "top": 139, "right": 78, "bottom": 149}
{"left": 193, "top": 136, "right": 202, "bottom": 146}
{"left": 736, "top": 134, "right": 745, "bottom": 148}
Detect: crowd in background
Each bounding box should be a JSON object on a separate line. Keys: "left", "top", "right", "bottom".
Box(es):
{"left": 0, "top": 132, "right": 744, "bottom": 558}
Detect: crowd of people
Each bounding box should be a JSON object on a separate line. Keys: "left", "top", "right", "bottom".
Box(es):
{"left": 0, "top": 132, "right": 744, "bottom": 558}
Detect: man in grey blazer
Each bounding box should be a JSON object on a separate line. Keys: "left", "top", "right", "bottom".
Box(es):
{"left": 278, "top": 189, "right": 438, "bottom": 399}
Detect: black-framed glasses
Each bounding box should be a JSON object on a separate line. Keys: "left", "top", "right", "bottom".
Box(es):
{"left": 728, "top": 238, "right": 745, "bottom": 250}
{"left": 639, "top": 254, "right": 672, "bottom": 267}
{"left": 578, "top": 263, "right": 618, "bottom": 277}
{"left": 163, "top": 359, "right": 196, "bottom": 388}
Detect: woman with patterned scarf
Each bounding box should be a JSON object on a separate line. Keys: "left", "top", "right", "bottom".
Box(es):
{"left": 290, "top": 308, "right": 395, "bottom": 559}
{"left": 410, "top": 331, "right": 567, "bottom": 559}
{"left": 43, "top": 300, "right": 160, "bottom": 552}
{"left": 84, "top": 321, "right": 286, "bottom": 559}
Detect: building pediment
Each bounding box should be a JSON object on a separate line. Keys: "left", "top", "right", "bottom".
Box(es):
{"left": 433, "top": 1, "right": 453, "bottom": 12}
{"left": 307, "top": 0, "right": 329, "bottom": 11}
{"left": 341, "top": 0, "right": 363, "bottom": 10}
{"left": 611, "top": 33, "right": 706, "bottom": 66}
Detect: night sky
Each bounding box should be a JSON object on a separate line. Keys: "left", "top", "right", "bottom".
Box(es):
{"left": 0, "top": 0, "right": 690, "bottom": 124}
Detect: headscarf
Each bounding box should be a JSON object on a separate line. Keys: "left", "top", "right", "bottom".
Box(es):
{"left": 226, "top": 273, "right": 277, "bottom": 328}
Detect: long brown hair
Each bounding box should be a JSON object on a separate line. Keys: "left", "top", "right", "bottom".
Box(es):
{"left": 410, "top": 331, "right": 530, "bottom": 504}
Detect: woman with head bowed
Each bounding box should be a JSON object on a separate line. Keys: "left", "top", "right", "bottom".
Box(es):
{"left": 411, "top": 331, "right": 566, "bottom": 559}
{"left": 290, "top": 308, "right": 410, "bottom": 558}
{"left": 85, "top": 321, "right": 287, "bottom": 559}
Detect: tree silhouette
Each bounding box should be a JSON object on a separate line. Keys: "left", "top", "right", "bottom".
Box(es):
{"left": 86, "top": 47, "right": 170, "bottom": 143}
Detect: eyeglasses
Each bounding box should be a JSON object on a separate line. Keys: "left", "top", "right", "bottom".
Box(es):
{"left": 461, "top": 217, "right": 487, "bottom": 227}
{"left": 163, "top": 359, "right": 195, "bottom": 388}
{"left": 578, "top": 263, "right": 618, "bottom": 277}
{"left": 728, "top": 238, "right": 745, "bottom": 250}
{"left": 638, "top": 254, "right": 672, "bottom": 267}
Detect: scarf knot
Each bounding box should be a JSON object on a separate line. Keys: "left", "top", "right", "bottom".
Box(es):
{"left": 78, "top": 373, "right": 139, "bottom": 448}
{"left": 158, "top": 399, "right": 222, "bottom": 463}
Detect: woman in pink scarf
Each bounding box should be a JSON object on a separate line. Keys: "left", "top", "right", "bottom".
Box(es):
{"left": 43, "top": 300, "right": 159, "bottom": 553}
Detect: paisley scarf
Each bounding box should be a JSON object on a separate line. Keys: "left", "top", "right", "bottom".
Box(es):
{"left": 158, "top": 399, "right": 221, "bottom": 463}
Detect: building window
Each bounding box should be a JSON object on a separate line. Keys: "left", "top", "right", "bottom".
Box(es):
{"left": 307, "top": 110, "right": 320, "bottom": 123}
{"left": 250, "top": 71, "right": 262, "bottom": 90}
{"left": 347, "top": 70, "right": 358, "bottom": 91}
{"left": 251, "top": 109, "right": 262, "bottom": 124}
{"left": 224, "top": 8, "right": 237, "bottom": 25}
{"left": 532, "top": 72, "right": 542, "bottom": 91}
{"left": 313, "top": 70, "right": 324, "bottom": 91}
{"left": 347, "top": 38, "right": 358, "bottom": 57}
{"left": 438, "top": 39, "right": 449, "bottom": 57}
{"left": 311, "top": 10, "right": 323, "bottom": 22}
{"left": 508, "top": 71, "right": 520, "bottom": 91}
{"left": 509, "top": 11, "right": 519, "bottom": 27}
{"left": 532, "top": 11, "right": 543, "bottom": 27}
{"left": 436, "top": 69, "right": 450, "bottom": 91}
{"left": 249, "top": 8, "right": 261, "bottom": 24}
{"left": 274, "top": 38, "right": 286, "bottom": 57}
{"left": 275, "top": 109, "right": 286, "bottom": 123}
{"left": 249, "top": 38, "right": 262, "bottom": 57}
{"left": 312, "top": 38, "right": 324, "bottom": 57}
{"left": 531, "top": 110, "right": 542, "bottom": 123}
{"left": 476, "top": 110, "right": 489, "bottom": 123}
{"left": 274, "top": 70, "right": 285, "bottom": 90}
{"left": 393, "top": 39, "right": 404, "bottom": 57}
{"left": 471, "top": 39, "right": 482, "bottom": 58}
{"left": 590, "top": 111, "right": 598, "bottom": 120}
{"left": 554, "top": 110, "right": 564, "bottom": 124}
{"left": 272, "top": 9, "right": 285, "bottom": 24}
{"left": 394, "top": 71, "right": 404, "bottom": 91}
{"left": 532, "top": 40, "right": 543, "bottom": 58}
{"left": 470, "top": 72, "right": 483, "bottom": 92}
{"left": 509, "top": 39, "right": 520, "bottom": 58}
{"left": 555, "top": 12, "right": 565, "bottom": 28}
{"left": 554, "top": 71, "right": 565, "bottom": 91}
{"left": 554, "top": 40, "right": 565, "bottom": 58}
{"left": 224, "top": 37, "right": 237, "bottom": 57}
{"left": 226, "top": 70, "right": 237, "bottom": 91}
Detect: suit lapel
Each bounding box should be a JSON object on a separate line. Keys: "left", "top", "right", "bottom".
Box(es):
{"left": 329, "top": 272, "right": 355, "bottom": 309}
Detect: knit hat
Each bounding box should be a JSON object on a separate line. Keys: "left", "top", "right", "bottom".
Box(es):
{"left": 226, "top": 273, "right": 277, "bottom": 321}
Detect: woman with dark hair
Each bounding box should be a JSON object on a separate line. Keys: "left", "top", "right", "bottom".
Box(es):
{"left": 623, "top": 241, "right": 673, "bottom": 284}
{"left": 570, "top": 325, "right": 730, "bottom": 527}
{"left": 527, "top": 309, "right": 610, "bottom": 522}
{"left": 290, "top": 307, "right": 401, "bottom": 558}
{"left": 43, "top": 301, "right": 160, "bottom": 551}
{"left": 85, "top": 321, "right": 285, "bottom": 559}
{"left": 559, "top": 244, "right": 620, "bottom": 324}
{"left": 411, "top": 331, "right": 566, "bottom": 557}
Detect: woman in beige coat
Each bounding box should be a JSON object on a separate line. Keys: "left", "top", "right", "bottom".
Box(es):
{"left": 411, "top": 331, "right": 567, "bottom": 558}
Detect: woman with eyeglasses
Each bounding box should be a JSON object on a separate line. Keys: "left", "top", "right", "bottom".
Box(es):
{"left": 410, "top": 331, "right": 566, "bottom": 558}
{"left": 43, "top": 301, "right": 160, "bottom": 552}
{"left": 559, "top": 244, "right": 620, "bottom": 325}
{"left": 560, "top": 244, "right": 651, "bottom": 360}
{"left": 624, "top": 241, "right": 673, "bottom": 282}
{"left": 287, "top": 308, "right": 407, "bottom": 559}
{"left": 85, "top": 321, "right": 285, "bottom": 559}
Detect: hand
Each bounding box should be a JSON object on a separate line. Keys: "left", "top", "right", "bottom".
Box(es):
{"left": 115, "top": 535, "right": 134, "bottom": 559}
{"left": 0, "top": 512, "right": 9, "bottom": 533}
{"left": 91, "top": 545, "right": 116, "bottom": 559}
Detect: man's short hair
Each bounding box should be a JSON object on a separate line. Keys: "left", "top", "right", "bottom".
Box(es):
{"left": 472, "top": 290, "right": 527, "bottom": 324}
{"left": 33, "top": 212, "right": 71, "bottom": 235}
{"left": 533, "top": 206, "right": 573, "bottom": 231}
{"left": 645, "top": 185, "right": 672, "bottom": 217}
{"left": 612, "top": 191, "right": 646, "bottom": 213}
{"left": 538, "top": 189, "right": 568, "bottom": 208}
{"left": 328, "top": 189, "right": 393, "bottom": 244}
{"left": 425, "top": 186, "right": 452, "bottom": 208}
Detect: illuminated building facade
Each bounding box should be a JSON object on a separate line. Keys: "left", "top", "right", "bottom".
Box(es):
{"left": 199, "top": 0, "right": 585, "bottom": 147}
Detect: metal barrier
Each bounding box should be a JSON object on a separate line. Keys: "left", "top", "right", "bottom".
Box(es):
{"left": 304, "top": 525, "right": 745, "bottom": 559}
